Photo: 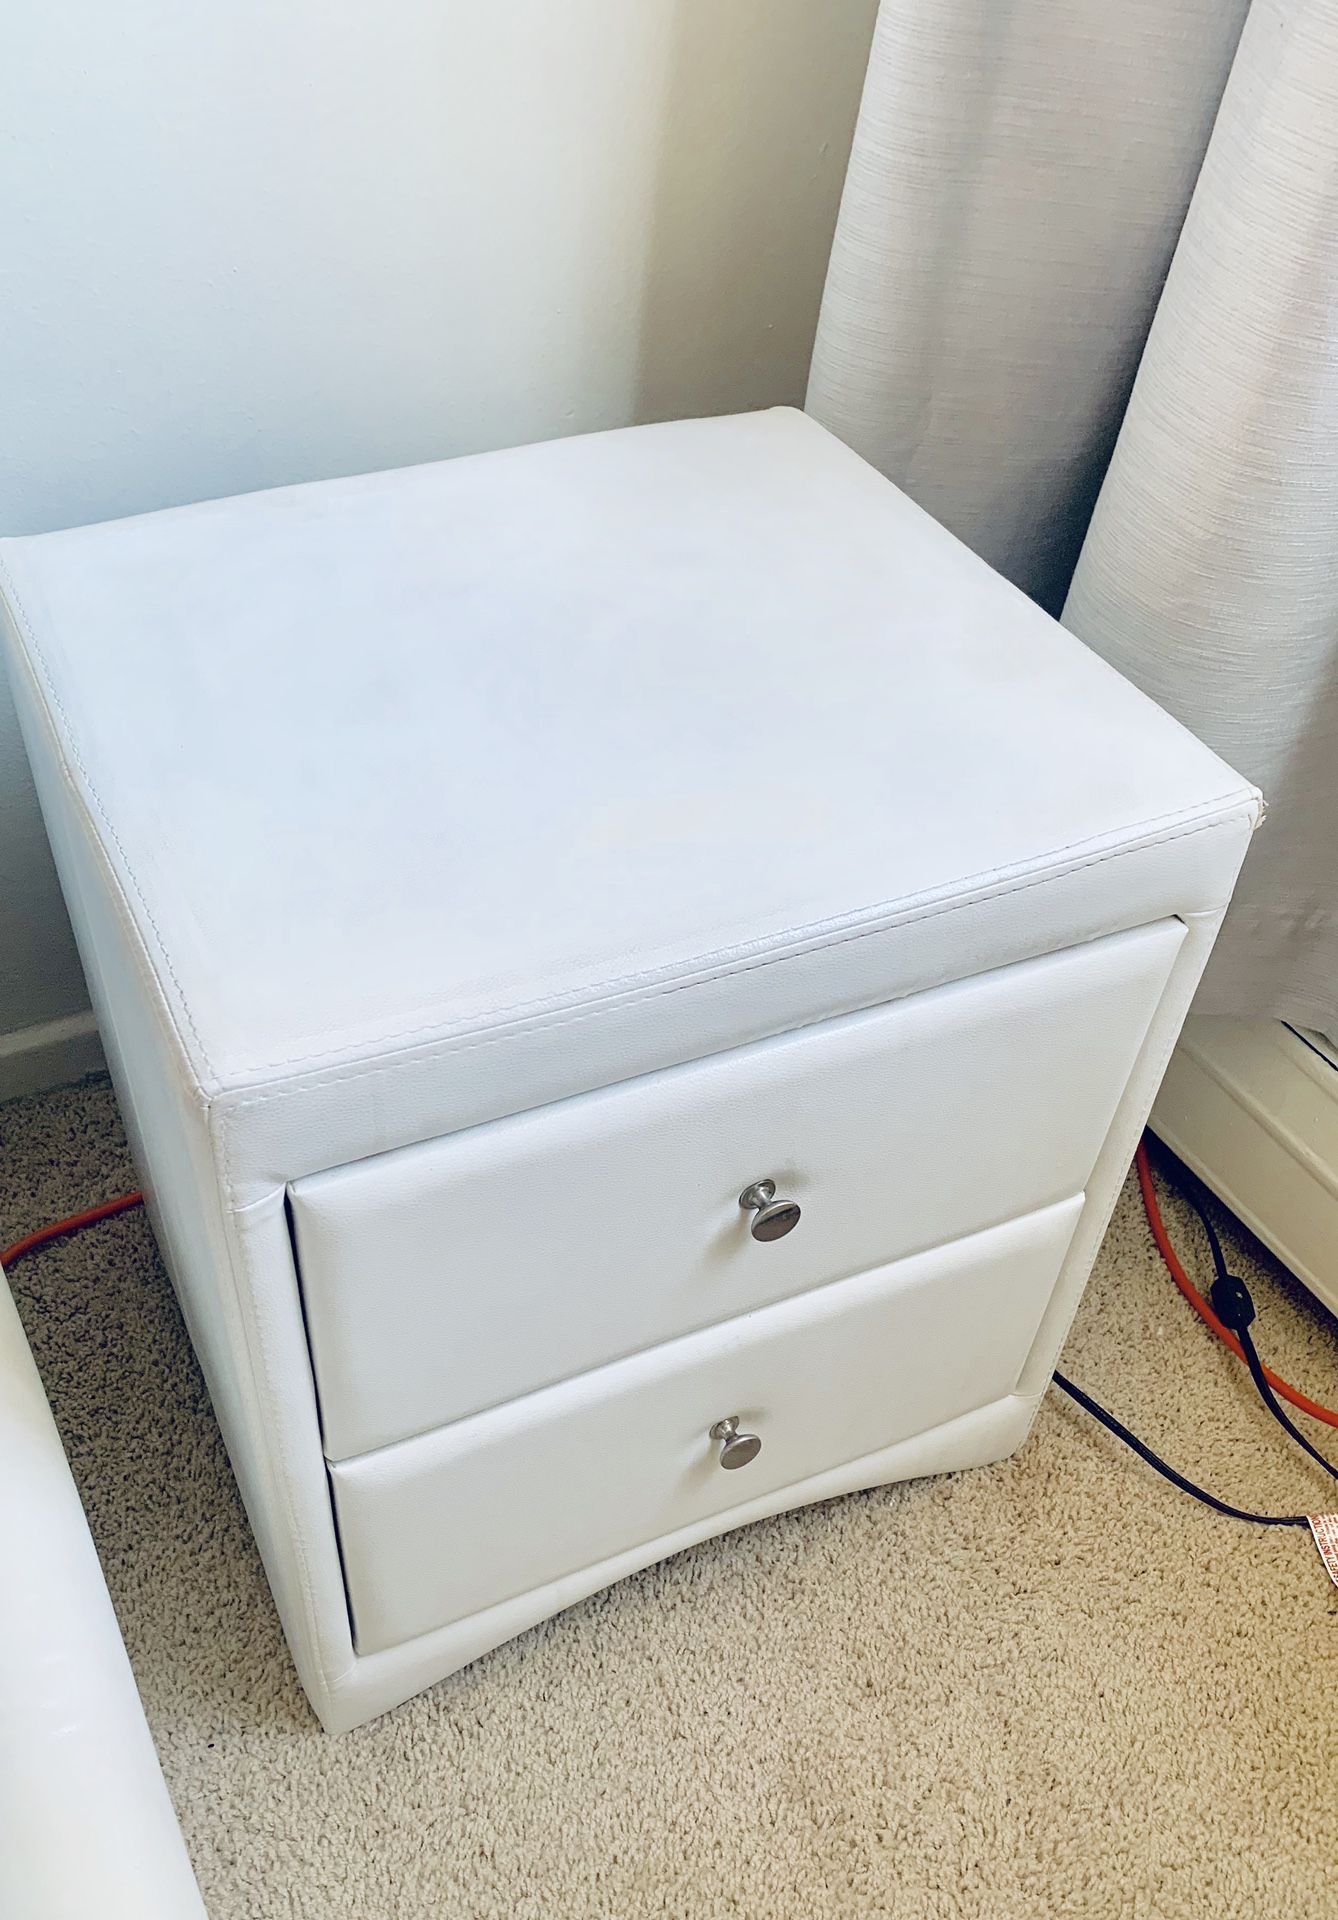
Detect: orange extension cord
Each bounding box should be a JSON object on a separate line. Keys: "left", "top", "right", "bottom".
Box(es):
{"left": 3, "top": 1143, "right": 1338, "bottom": 1435}
{"left": 1134, "top": 1137, "right": 1338, "bottom": 1431}
{"left": 1, "top": 1188, "right": 144, "bottom": 1269}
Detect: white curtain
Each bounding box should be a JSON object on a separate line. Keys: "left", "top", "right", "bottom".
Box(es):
{"left": 808, "top": 0, "right": 1338, "bottom": 1035}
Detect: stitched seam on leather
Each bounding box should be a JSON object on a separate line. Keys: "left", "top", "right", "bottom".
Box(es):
{"left": 217, "top": 823, "right": 1251, "bottom": 1200}
{"left": 0, "top": 557, "right": 216, "bottom": 1080}
{"left": 214, "top": 1192, "right": 344, "bottom": 1705}
{"left": 1016, "top": 909, "right": 1224, "bottom": 1395}
{"left": 222, "top": 794, "right": 1254, "bottom": 1077}
{"left": 0, "top": 547, "right": 1257, "bottom": 1095}
{"left": 217, "top": 806, "right": 1256, "bottom": 1161}
{"left": 0, "top": 595, "right": 216, "bottom": 1107}
{"left": 1129, "top": 914, "right": 1228, "bottom": 1121}
{"left": 1, "top": 560, "right": 338, "bottom": 1693}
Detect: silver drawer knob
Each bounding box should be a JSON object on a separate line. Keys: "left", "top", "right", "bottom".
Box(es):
{"left": 738, "top": 1178, "right": 801, "bottom": 1242}
{"left": 710, "top": 1415, "right": 762, "bottom": 1470}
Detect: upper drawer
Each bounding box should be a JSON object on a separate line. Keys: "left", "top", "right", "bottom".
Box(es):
{"left": 291, "top": 919, "right": 1182, "bottom": 1458}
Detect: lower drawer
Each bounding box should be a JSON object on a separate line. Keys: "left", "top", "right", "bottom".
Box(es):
{"left": 331, "top": 1193, "right": 1082, "bottom": 1655}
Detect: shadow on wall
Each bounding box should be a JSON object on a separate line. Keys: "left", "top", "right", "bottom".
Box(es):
{"left": 0, "top": 0, "right": 877, "bottom": 1078}
{"left": 634, "top": 0, "right": 876, "bottom": 423}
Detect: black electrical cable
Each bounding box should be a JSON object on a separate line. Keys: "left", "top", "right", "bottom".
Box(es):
{"left": 1050, "top": 1371, "right": 1310, "bottom": 1528}
{"left": 1055, "top": 1159, "right": 1338, "bottom": 1529}
{"left": 1173, "top": 1171, "right": 1338, "bottom": 1487}
{"left": 1238, "top": 1323, "right": 1338, "bottom": 1485}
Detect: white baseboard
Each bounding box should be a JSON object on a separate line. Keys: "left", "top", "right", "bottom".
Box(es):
{"left": 1151, "top": 1017, "right": 1338, "bottom": 1319}
{"left": 0, "top": 1010, "right": 105, "bottom": 1104}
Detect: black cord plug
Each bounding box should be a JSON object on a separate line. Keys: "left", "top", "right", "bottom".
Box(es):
{"left": 1209, "top": 1269, "right": 1256, "bottom": 1334}
{"left": 1030, "top": 1150, "right": 1334, "bottom": 1527}
{"left": 1177, "top": 1176, "right": 1338, "bottom": 1487}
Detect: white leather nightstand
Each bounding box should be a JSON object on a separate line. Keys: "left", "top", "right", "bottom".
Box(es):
{"left": 0, "top": 410, "right": 1259, "bottom": 1731}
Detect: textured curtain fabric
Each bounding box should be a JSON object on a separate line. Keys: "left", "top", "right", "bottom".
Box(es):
{"left": 807, "top": 0, "right": 1251, "bottom": 614}
{"left": 808, "top": 0, "right": 1338, "bottom": 1034}
{"left": 1064, "top": 0, "right": 1338, "bottom": 1030}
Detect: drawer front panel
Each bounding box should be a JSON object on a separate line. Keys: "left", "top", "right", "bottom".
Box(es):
{"left": 332, "top": 1195, "right": 1083, "bottom": 1655}
{"left": 293, "top": 920, "right": 1181, "bottom": 1458}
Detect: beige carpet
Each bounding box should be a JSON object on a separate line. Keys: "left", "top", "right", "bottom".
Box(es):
{"left": 3, "top": 1074, "right": 1337, "bottom": 1919}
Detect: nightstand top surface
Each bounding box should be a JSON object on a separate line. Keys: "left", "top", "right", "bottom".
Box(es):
{"left": 1, "top": 407, "right": 1254, "bottom": 1130}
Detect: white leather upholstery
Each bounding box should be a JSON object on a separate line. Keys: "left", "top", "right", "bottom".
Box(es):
{"left": 0, "top": 1277, "right": 206, "bottom": 1920}
{"left": 0, "top": 409, "right": 1253, "bottom": 1199}
{"left": 333, "top": 1197, "right": 1083, "bottom": 1654}
{"left": 0, "top": 410, "right": 1261, "bottom": 1731}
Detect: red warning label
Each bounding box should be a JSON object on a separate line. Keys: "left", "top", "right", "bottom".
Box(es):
{"left": 1307, "top": 1514, "right": 1338, "bottom": 1588}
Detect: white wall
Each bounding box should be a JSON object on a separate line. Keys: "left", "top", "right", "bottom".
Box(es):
{"left": 0, "top": 0, "right": 876, "bottom": 1091}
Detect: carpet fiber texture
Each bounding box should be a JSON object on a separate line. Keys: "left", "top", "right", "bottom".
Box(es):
{"left": 3, "top": 1074, "right": 1336, "bottom": 1919}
